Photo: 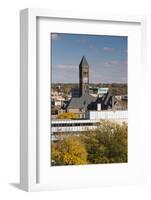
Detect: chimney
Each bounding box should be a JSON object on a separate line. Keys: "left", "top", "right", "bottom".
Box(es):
{"left": 97, "top": 103, "right": 101, "bottom": 111}
{"left": 112, "top": 96, "right": 115, "bottom": 111}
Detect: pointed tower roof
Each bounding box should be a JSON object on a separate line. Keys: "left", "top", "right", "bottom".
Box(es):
{"left": 79, "top": 56, "right": 89, "bottom": 67}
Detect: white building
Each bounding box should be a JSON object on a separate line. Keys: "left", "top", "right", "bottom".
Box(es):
{"left": 51, "top": 119, "right": 98, "bottom": 133}
{"left": 98, "top": 87, "right": 109, "bottom": 95}
{"left": 51, "top": 110, "right": 128, "bottom": 134}
{"left": 86, "top": 110, "right": 128, "bottom": 121}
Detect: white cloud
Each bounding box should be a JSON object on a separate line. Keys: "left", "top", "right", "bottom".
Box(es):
{"left": 55, "top": 64, "right": 77, "bottom": 69}
{"left": 103, "top": 47, "right": 115, "bottom": 51}
{"left": 97, "top": 60, "right": 127, "bottom": 68}
{"left": 52, "top": 61, "right": 127, "bottom": 83}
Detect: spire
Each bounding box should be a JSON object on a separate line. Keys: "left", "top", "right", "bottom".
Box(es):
{"left": 79, "top": 56, "right": 89, "bottom": 67}
{"left": 79, "top": 56, "right": 89, "bottom": 96}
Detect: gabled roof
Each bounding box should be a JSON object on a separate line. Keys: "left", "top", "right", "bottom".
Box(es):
{"left": 67, "top": 95, "right": 97, "bottom": 111}
{"left": 79, "top": 56, "right": 89, "bottom": 67}
{"left": 66, "top": 90, "right": 118, "bottom": 111}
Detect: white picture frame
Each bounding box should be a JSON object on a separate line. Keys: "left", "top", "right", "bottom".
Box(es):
{"left": 20, "top": 8, "right": 147, "bottom": 192}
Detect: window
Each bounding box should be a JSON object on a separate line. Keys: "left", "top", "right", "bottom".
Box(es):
{"left": 83, "top": 72, "right": 87, "bottom": 76}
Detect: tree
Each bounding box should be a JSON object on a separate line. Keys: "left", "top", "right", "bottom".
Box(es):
{"left": 51, "top": 136, "right": 87, "bottom": 165}
{"left": 82, "top": 121, "right": 128, "bottom": 164}
{"left": 57, "top": 112, "right": 79, "bottom": 119}
{"left": 51, "top": 121, "right": 128, "bottom": 165}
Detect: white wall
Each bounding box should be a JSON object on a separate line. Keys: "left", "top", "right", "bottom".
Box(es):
{"left": 88, "top": 110, "right": 128, "bottom": 120}
{"left": 0, "top": 0, "right": 151, "bottom": 199}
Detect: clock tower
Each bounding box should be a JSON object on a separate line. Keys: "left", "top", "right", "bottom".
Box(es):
{"left": 79, "top": 56, "right": 89, "bottom": 96}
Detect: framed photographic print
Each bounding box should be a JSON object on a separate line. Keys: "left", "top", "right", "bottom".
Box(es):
{"left": 20, "top": 8, "right": 147, "bottom": 191}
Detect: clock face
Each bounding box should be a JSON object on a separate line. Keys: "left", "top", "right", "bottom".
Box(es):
{"left": 83, "top": 77, "right": 88, "bottom": 83}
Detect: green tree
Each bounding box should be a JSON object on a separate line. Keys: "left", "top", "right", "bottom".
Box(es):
{"left": 82, "top": 121, "right": 128, "bottom": 164}
{"left": 51, "top": 121, "right": 128, "bottom": 165}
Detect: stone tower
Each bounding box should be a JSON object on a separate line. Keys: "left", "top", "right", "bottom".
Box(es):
{"left": 79, "top": 56, "right": 89, "bottom": 96}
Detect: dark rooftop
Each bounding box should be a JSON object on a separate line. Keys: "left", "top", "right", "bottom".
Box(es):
{"left": 79, "top": 56, "right": 89, "bottom": 68}
{"left": 67, "top": 95, "right": 97, "bottom": 111}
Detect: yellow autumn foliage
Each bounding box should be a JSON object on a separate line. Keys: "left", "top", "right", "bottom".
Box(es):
{"left": 51, "top": 121, "right": 128, "bottom": 166}
{"left": 52, "top": 136, "right": 87, "bottom": 165}
{"left": 57, "top": 112, "right": 79, "bottom": 119}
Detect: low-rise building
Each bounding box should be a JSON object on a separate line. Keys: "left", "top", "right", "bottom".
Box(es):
{"left": 86, "top": 110, "right": 128, "bottom": 121}
{"left": 51, "top": 110, "right": 128, "bottom": 135}
{"left": 98, "top": 87, "right": 109, "bottom": 95}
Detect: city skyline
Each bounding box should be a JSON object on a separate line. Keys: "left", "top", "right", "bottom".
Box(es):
{"left": 51, "top": 33, "right": 127, "bottom": 84}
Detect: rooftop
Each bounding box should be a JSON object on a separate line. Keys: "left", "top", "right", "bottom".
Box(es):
{"left": 67, "top": 95, "right": 97, "bottom": 111}
{"left": 79, "top": 56, "right": 89, "bottom": 67}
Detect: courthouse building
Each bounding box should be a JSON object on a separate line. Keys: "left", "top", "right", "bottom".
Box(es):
{"left": 66, "top": 56, "right": 126, "bottom": 116}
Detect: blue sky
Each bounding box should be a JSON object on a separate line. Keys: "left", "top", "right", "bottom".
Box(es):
{"left": 51, "top": 33, "right": 127, "bottom": 83}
